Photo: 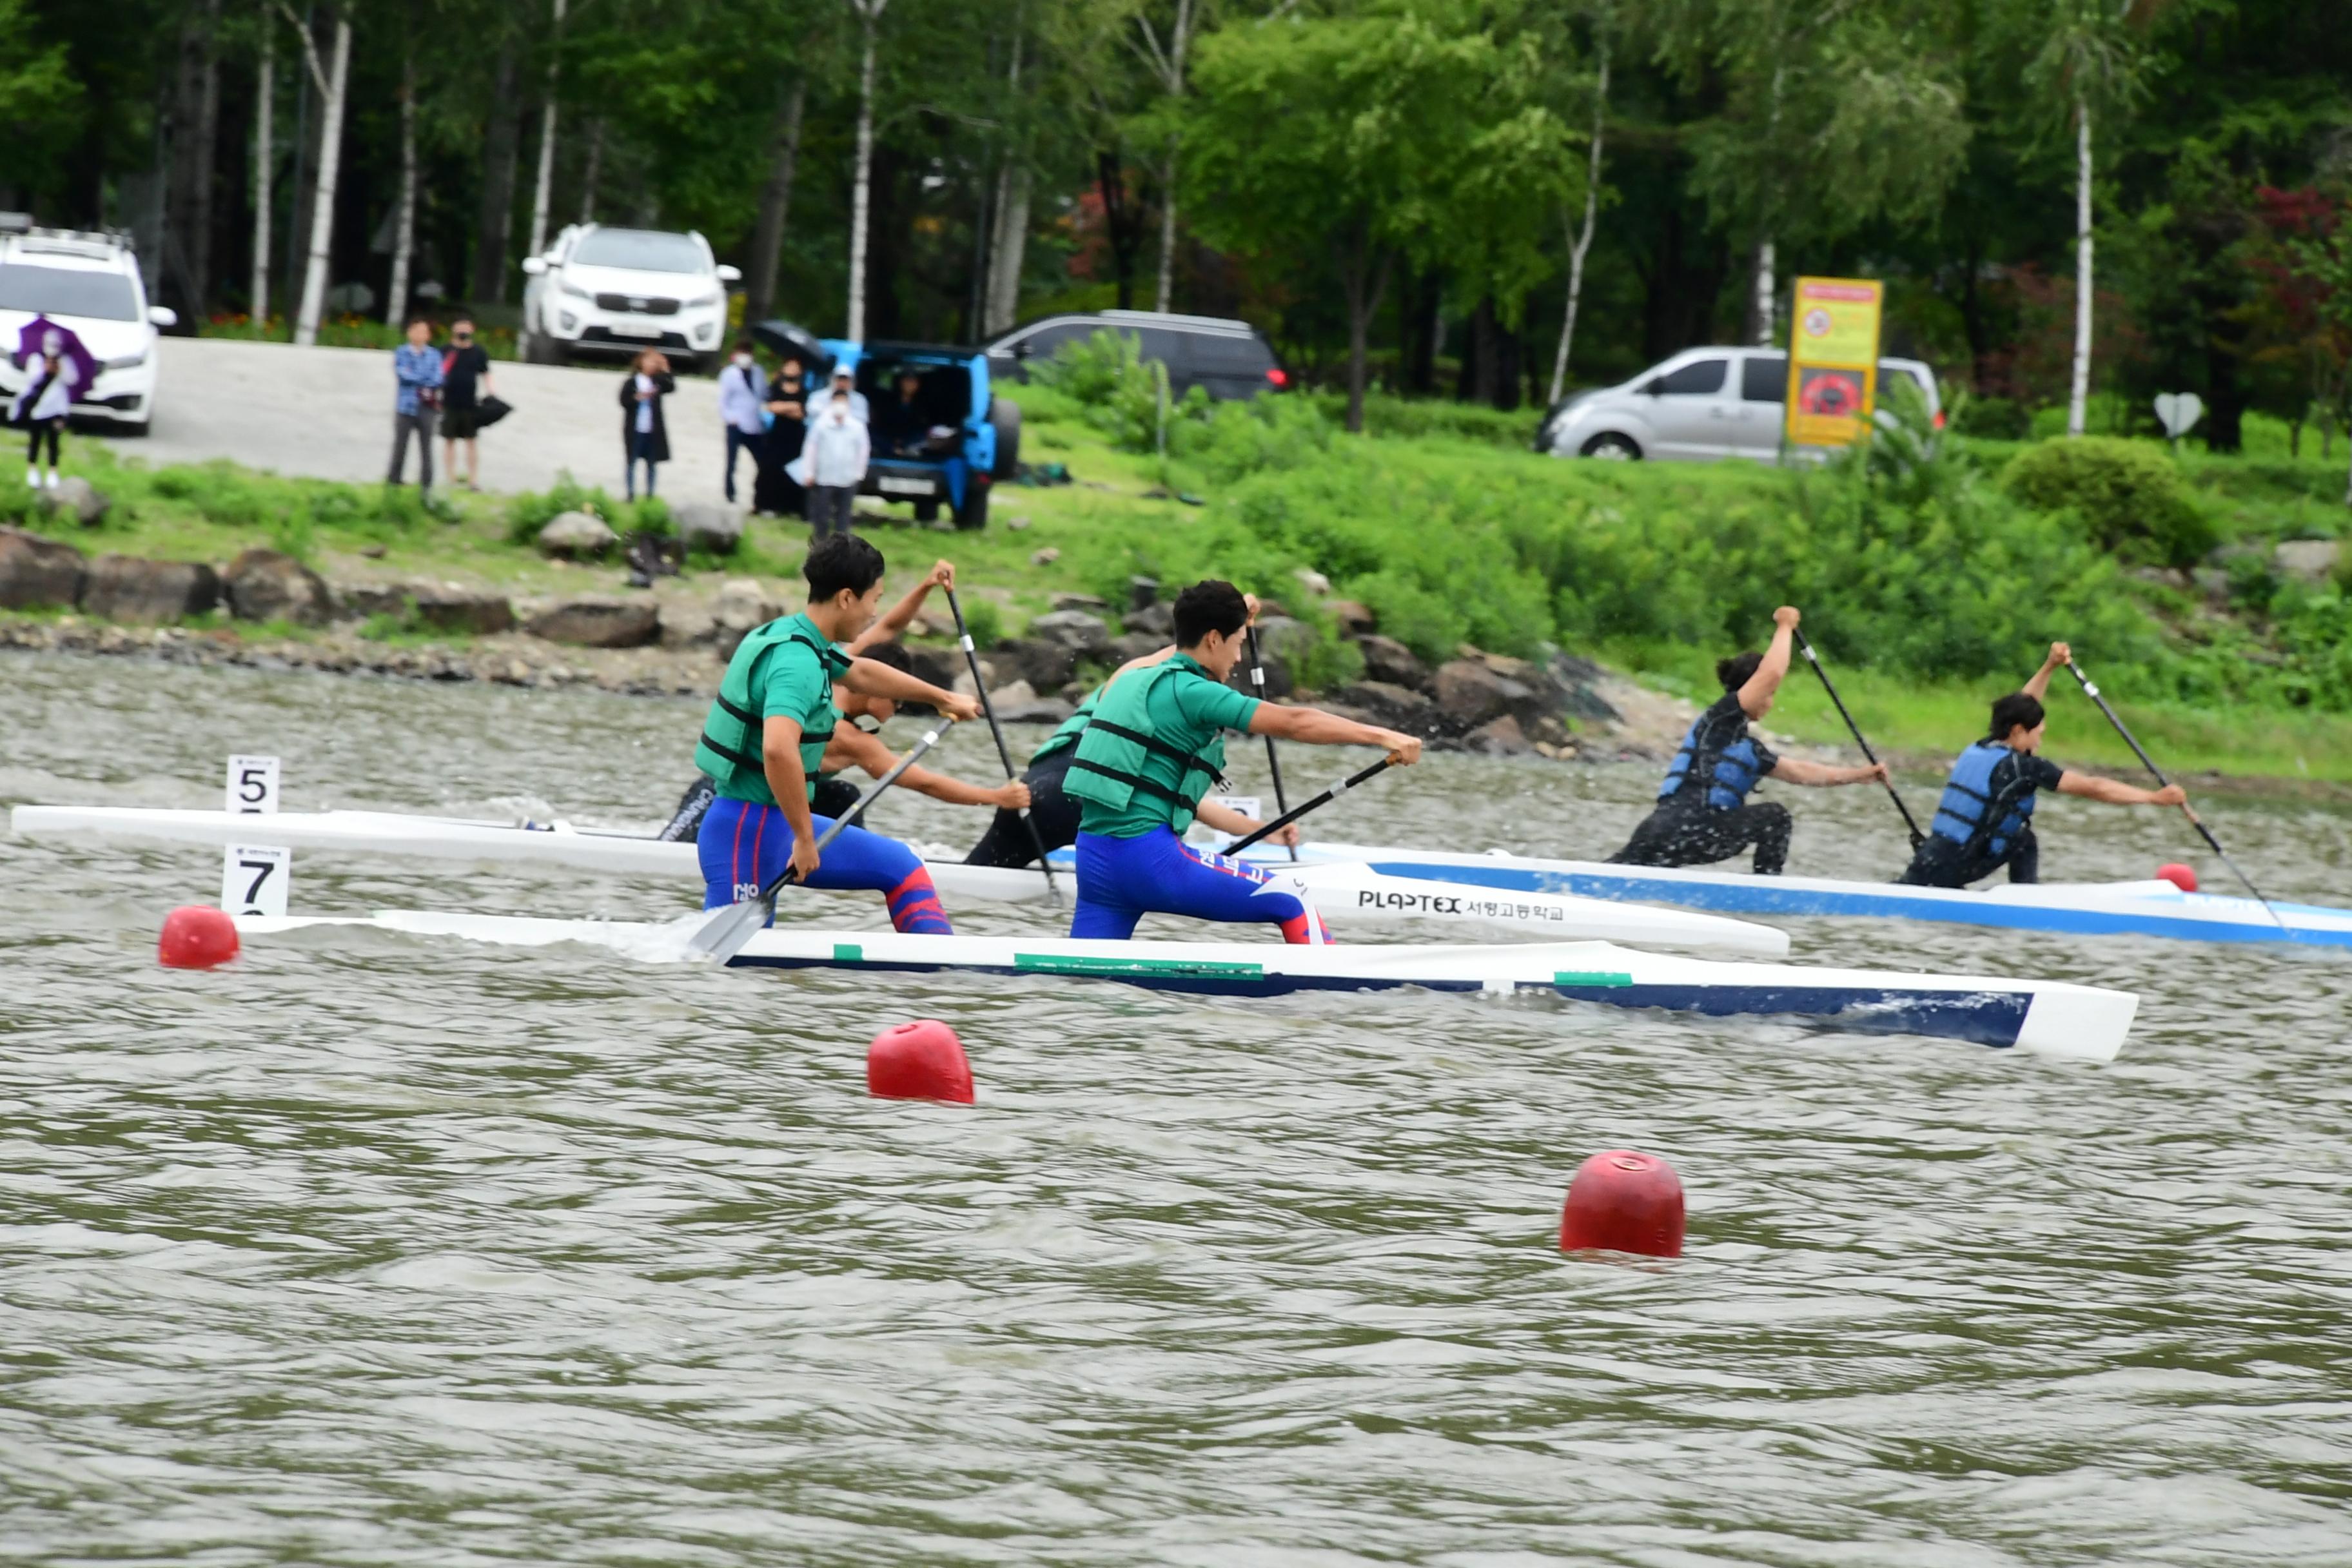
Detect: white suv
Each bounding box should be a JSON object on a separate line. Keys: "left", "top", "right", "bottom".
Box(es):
{"left": 520, "top": 224, "right": 738, "bottom": 372}
{"left": 1539, "top": 346, "right": 1941, "bottom": 464}
{"left": 0, "top": 216, "right": 177, "bottom": 434}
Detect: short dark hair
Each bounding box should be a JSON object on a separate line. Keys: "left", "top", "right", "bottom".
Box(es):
{"left": 1989, "top": 692, "right": 2046, "bottom": 740}
{"left": 1173, "top": 580, "right": 1250, "bottom": 647}
{"left": 806, "top": 534, "right": 886, "bottom": 602}
{"left": 449, "top": 315, "right": 475, "bottom": 329}
{"left": 859, "top": 640, "right": 912, "bottom": 674}
{"left": 406, "top": 313, "right": 434, "bottom": 329}
{"left": 734, "top": 337, "right": 755, "bottom": 355}
{"left": 1716, "top": 651, "right": 1763, "bottom": 692}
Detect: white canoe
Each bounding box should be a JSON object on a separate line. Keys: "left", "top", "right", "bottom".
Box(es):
{"left": 235, "top": 910, "right": 2137, "bottom": 1061}
{"left": 10, "top": 805, "right": 1787, "bottom": 957}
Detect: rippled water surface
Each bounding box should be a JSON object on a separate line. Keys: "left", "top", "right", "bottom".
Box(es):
{"left": 5, "top": 654, "right": 2350, "bottom": 1565}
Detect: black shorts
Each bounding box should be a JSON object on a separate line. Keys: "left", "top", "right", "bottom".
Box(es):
{"left": 965, "top": 750, "right": 1081, "bottom": 868}
{"left": 441, "top": 404, "right": 482, "bottom": 439}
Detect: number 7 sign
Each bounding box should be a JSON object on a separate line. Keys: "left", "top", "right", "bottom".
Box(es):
{"left": 220, "top": 844, "right": 290, "bottom": 918}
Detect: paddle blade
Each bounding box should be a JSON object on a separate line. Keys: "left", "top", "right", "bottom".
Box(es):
{"left": 685, "top": 892, "right": 772, "bottom": 964}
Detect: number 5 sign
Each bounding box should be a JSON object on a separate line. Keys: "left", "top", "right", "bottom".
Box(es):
{"left": 221, "top": 754, "right": 289, "bottom": 916}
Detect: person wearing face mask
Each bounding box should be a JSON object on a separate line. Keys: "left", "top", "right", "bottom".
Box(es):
{"left": 801, "top": 386, "right": 870, "bottom": 540}
{"left": 10, "top": 329, "right": 81, "bottom": 490}
{"left": 717, "top": 338, "right": 767, "bottom": 506}
{"left": 620, "top": 349, "right": 674, "bottom": 501}
{"left": 752, "top": 357, "right": 808, "bottom": 518}
{"left": 436, "top": 317, "right": 494, "bottom": 491}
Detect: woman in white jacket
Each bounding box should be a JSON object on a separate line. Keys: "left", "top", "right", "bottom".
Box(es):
{"left": 800, "top": 387, "right": 870, "bottom": 540}
{"left": 10, "top": 329, "right": 82, "bottom": 491}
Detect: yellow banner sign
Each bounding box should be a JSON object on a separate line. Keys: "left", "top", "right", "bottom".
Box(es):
{"left": 1784, "top": 277, "right": 1883, "bottom": 447}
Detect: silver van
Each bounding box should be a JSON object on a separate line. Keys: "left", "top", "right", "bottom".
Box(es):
{"left": 1538, "top": 346, "right": 1940, "bottom": 463}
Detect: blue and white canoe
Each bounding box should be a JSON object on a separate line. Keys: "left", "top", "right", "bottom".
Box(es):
{"left": 8, "top": 805, "right": 1786, "bottom": 956}
{"left": 1167, "top": 841, "right": 2352, "bottom": 951}
{"left": 233, "top": 909, "right": 2139, "bottom": 1061}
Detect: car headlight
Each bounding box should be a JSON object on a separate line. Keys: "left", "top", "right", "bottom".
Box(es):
{"left": 559, "top": 278, "right": 593, "bottom": 300}
{"left": 104, "top": 351, "right": 149, "bottom": 370}
{"left": 687, "top": 291, "right": 722, "bottom": 309}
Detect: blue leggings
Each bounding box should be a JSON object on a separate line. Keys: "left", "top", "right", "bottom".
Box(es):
{"left": 1070, "top": 827, "right": 1329, "bottom": 943}
{"left": 698, "top": 795, "right": 952, "bottom": 934}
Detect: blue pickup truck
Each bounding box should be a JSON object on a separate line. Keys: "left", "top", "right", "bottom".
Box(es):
{"left": 754, "top": 322, "right": 1021, "bottom": 529}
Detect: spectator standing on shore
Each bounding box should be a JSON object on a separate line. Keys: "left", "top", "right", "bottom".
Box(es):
{"left": 10, "top": 328, "right": 83, "bottom": 490}
{"left": 827, "top": 363, "right": 870, "bottom": 424}
{"left": 620, "top": 348, "right": 674, "bottom": 500}
{"left": 717, "top": 338, "right": 767, "bottom": 505}
{"left": 753, "top": 355, "right": 809, "bottom": 517}
{"left": 437, "top": 317, "right": 494, "bottom": 491}
{"left": 387, "top": 315, "right": 444, "bottom": 498}
{"left": 802, "top": 386, "right": 869, "bottom": 540}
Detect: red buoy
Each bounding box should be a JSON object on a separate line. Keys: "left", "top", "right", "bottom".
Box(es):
{"left": 866, "top": 1019, "right": 974, "bottom": 1104}
{"left": 2156, "top": 862, "right": 2199, "bottom": 893}
{"left": 159, "top": 905, "right": 240, "bottom": 970}
{"left": 1559, "top": 1150, "right": 1685, "bottom": 1257}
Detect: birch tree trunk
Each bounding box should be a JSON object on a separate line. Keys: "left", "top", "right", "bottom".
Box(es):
{"left": 524, "top": 0, "right": 566, "bottom": 262}
{"left": 250, "top": 9, "right": 273, "bottom": 320}
{"left": 985, "top": 162, "right": 1030, "bottom": 336}
{"left": 1751, "top": 238, "right": 1776, "bottom": 347}
{"left": 386, "top": 44, "right": 416, "bottom": 324}
{"left": 1154, "top": 159, "right": 1177, "bottom": 313}
{"left": 2067, "top": 97, "right": 2093, "bottom": 438}
{"left": 285, "top": 6, "right": 350, "bottom": 348}
{"left": 745, "top": 79, "right": 807, "bottom": 326}
{"left": 847, "top": 3, "right": 883, "bottom": 340}
{"left": 1548, "top": 36, "right": 1607, "bottom": 405}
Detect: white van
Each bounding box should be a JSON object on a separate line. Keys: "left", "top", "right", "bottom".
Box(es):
{"left": 1538, "top": 346, "right": 1941, "bottom": 464}
{"left": 0, "top": 217, "right": 176, "bottom": 435}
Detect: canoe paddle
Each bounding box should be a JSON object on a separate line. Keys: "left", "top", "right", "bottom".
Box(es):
{"left": 1227, "top": 758, "right": 1391, "bottom": 856}
{"left": 1242, "top": 623, "right": 1298, "bottom": 861}
{"left": 1794, "top": 628, "right": 1924, "bottom": 848}
{"left": 2063, "top": 658, "right": 2286, "bottom": 930}
{"left": 943, "top": 584, "right": 1059, "bottom": 901}
{"left": 686, "top": 720, "right": 954, "bottom": 963}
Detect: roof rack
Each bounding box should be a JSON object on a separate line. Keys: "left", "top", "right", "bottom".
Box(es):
{"left": 1100, "top": 308, "right": 1253, "bottom": 333}
{"left": 0, "top": 218, "right": 137, "bottom": 255}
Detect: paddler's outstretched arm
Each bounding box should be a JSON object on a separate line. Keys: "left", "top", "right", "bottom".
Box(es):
{"left": 840, "top": 655, "right": 982, "bottom": 721}
{"left": 1197, "top": 796, "right": 1299, "bottom": 847}
{"left": 823, "top": 726, "right": 1030, "bottom": 809}
{"left": 760, "top": 715, "right": 821, "bottom": 881}
{"left": 847, "top": 559, "right": 956, "bottom": 656}
{"left": 1249, "top": 704, "right": 1423, "bottom": 767}
{"left": 2057, "top": 771, "right": 2186, "bottom": 807}
{"left": 1737, "top": 606, "right": 1801, "bottom": 719}
{"left": 1769, "top": 756, "right": 1889, "bottom": 788}
{"left": 2021, "top": 641, "right": 2070, "bottom": 701}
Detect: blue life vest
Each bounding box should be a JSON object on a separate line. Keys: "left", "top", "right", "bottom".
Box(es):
{"left": 1929, "top": 741, "right": 2038, "bottom": 857}
{"left": 1658, "top": 720, "right": 1767, "bottom": 812}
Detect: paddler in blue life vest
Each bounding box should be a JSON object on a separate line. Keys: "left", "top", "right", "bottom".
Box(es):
{"left": 1897, "top": 642, "right": 2186, "bottom": 887}
{"left": 691, "top": 534, "right": 983, "bottom": 932}
{"left": 963, "top": 594, "right": 1296, "bottom": 869}
{"left": 1609, "top": 606, "right": 1889, "bottom": 874}
{"left": 1065, "top": 579, "right": 1421, "bottom": 943}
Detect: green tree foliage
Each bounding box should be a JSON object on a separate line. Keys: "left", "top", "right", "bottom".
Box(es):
{"left": 1999, "top": 435, "right": 2215, "bottom": 567}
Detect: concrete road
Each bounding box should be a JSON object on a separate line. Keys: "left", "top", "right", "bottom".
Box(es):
{"left": 100, "top": 337, "right": 743, "bottom": 503}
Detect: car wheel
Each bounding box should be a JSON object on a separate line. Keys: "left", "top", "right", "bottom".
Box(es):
{"left": 119, "top": 420, "right": 150, "bottom": 438}
{"left": 913, "top": 498, "right": 941, "bottom": 524}
{"left": 987, "top": 396, "right": 1021, "bottom": 481}
{"left": 524, "top": 328, "right": 561, "bottom": 366}
{"left": 1580, "top": 432, "right": 1642, "bottom": 460}
{"left": 952, "top": 483, "right": 990, "bottom": 531}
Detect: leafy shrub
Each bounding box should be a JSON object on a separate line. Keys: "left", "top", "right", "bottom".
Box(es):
{"left": 628, "top": 495, "right": 673, "bottom": 536}
{"left": 505, "top": 472, "right": 619, "bottom": 544}
{"left": 1999, "top": 436, "right": 2217, "bottom": 567}
{"left": 960, "top": 596, "right": 1004, "bottom": 649}
{"left": 1030, "top": 328, "right": 1210, "bottom": 454}
{"left": 1950, "top": 393, "right": 2030, "bottom": 440}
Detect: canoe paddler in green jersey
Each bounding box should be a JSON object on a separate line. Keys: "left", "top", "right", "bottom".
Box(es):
{"left": 662, "top": 556, "right": 1019, "bottom": 836}
{"left": 691, "top": 534, "right": 981, "bottom": 933}
{"left": 1065, "top": 579, "right": 1421, "bottom": 943}
{"left": 962, "top": 593, "right": 1299, "bottom": 870}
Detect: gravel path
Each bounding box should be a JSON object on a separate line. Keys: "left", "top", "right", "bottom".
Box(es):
{"left": 100, "top": 337, "right": 739, "bottom": 503}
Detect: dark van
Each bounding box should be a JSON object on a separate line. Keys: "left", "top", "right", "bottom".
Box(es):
{"left": 987, "top": 309, "right": 1286, "bottom": 402}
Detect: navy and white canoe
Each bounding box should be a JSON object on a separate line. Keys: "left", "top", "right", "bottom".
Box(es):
{"left": 233, "top": 910, "right": 2139, "bottom": 1060}
{"left": 1174, "top": 841, "right": 2352, "bottom": 950}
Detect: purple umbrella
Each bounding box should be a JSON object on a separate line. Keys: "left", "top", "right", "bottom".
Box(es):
{"left": 14, "top": 315, "right": 101, "bottom": 406}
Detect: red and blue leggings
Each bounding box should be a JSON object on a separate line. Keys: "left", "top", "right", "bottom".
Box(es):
{"left": 698, "top": 795, "right": 952, "bottom": 934}
{"left": 1070, "top": 827, "right": 1330, "bottom": 943}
